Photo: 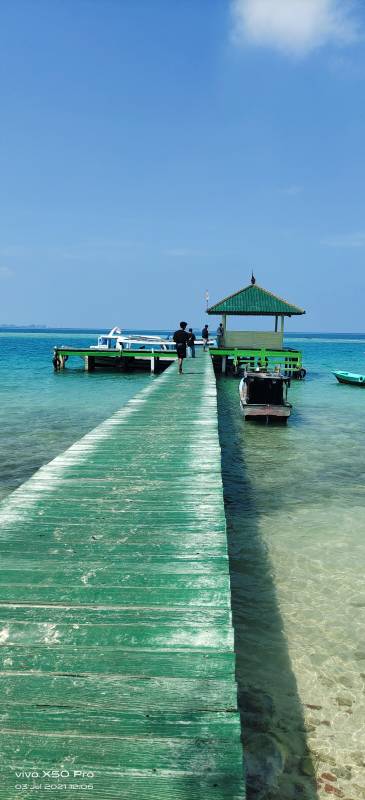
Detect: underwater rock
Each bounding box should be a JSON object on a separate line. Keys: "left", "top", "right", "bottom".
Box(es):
{"left": 245, "top": 732, "right": 287, "bottom": 797}
{"left": 335, "top": 766, "right": 352, "bottom": 780}
{"left": 304, "top": 722, "right": 316, "bottom": 733}
{"left": 336, "top": 695, "right": 353, "bottom": 708}
{"left": 239, "top": 687, "right": 275, "bottom": 717}
{"left": 323, "top": 784, "right": 344, "bottom": 796}
{"left": 350, "top": 751, "right": 365, "bottom": 767}
{"left": 299, "top": 756, "right": 315, "bottom": 777}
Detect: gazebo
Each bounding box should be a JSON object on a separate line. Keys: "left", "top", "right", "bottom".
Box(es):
{"left": 207, "top": 276, "right": 306, "bottom": 376}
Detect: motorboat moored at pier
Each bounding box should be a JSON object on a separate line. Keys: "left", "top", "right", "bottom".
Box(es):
{"left": 239, "top": 369, "right": 292, "bottom": 422}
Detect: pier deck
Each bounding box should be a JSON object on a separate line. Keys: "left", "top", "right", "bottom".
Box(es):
{"left": 54, "top": 346, "right": 177, "bottom": 373}
{"left": 0, "top": 353, "right": 244, "bottom": 799}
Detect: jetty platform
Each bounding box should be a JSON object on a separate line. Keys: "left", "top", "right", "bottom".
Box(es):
{"left": 210, "top": 345, "right": 304, "bottom": 376}
{"left": 0, "top": 353, "right": 244, "bottom": 799}
{"left": 53, "top": 346, "right": 177, "bottom": 373}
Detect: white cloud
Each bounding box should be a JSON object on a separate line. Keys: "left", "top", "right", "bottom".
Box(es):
{"left": 231, "top": 0, "right": 360, "bottom": 56}
{"left": 0, "top": 266, "right": 14, "bottom": 278}
{"left": 322, "top": 232, "right": 365, "bottom": 248}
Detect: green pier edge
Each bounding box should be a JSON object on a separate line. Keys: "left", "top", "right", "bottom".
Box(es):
{"left": 210, "top": 346, "right": 303, "bottom": 375}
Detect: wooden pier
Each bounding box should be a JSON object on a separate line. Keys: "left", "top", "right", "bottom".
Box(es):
{"left": 54, "top": 346, "right": 177, "bottom": 373}
{"left": 0, "top": 353, "right": 244, "bottom": 799}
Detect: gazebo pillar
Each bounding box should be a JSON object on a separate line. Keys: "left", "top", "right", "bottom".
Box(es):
{"left": 274, "top": 316, "right": 278, "bottom": 332}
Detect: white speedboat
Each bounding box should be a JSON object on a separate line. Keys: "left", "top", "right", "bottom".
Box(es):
{"left": 90, "top": 327, "right": 176, "bottom": 352}
{"left": 90, "top": 327, "right": 216, "bottom": 352}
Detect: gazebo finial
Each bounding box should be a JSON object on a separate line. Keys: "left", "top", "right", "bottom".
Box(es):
{"left": 251, "top": 271, "right": 256, "bottom": 285}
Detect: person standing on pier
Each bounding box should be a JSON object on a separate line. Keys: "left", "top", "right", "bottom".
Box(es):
{"left": 202, "top": 324, "right": 209, "bottom": 351}
{"left": 216, "top": 322, "right": 224, "bottom": 347}
{"left": 173, "top": 321, "right": 190, "bottom": 373}
{"left": 188, "top": 328, "right": 196, "bottom": 358}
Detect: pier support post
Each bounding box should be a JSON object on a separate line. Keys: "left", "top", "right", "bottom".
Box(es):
{"left": 222, "top": 356, "right": 227, "bottom": 374}
{"left": 150, "top": 356, "right": 155, "bottom": 374}
{"left": 85, "top": 356, "right": 95, "bottom": 372}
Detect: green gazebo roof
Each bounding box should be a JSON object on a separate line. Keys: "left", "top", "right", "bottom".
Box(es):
{"left": 207, "top": 281, "right": 305, "bottom": 316}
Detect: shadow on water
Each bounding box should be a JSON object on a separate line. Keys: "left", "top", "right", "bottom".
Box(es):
{"left": 217, "top": 377, "right": 318, "bottom": 800}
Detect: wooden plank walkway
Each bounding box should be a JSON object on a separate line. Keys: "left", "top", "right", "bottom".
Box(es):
{"left": 0, "top": 353, "right": 244, "bottom": 799}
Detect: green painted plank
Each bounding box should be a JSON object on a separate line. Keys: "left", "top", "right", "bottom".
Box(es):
{"left": 0, "top": 547, "right": 228, "bottom": 564}
{"left": 0, "top": 585, "right": 231, "bottom": 606}
{"left": 0, "top": 567, "right": 230, "bottom": 589}
{"left": 0, "top": 541, "right": 228, "bottom": 559}
{"left": 0, "top": 557, "right": 230, "bottom": 575}
{"left": 17, "top": 479, "right": 223, "bottom": 493}
{"left": 0, "top": 647, "right": 235, "bottom": 679}
{"left": 0, "top": 707, "right": 240, "bottom": 738}
{"left": 0, "top": 520, "right": 226, "bottom": 536}
{"left": 0, "top": 674, "right": 238, "bottom": 712}
{"left": 0, "top": 621, "right": 234, "bottom": 650}
{"left": 0, "top": 731, "right": 243, "bottom": 772}
{"left": 0, "top": 605, "right": 232, "bottom": 624}
{"left": 44, "top": 457, "right": 222, "bottom": 470}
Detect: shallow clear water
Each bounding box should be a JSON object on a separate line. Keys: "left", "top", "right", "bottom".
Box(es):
{"left": 1, "top": 331, "right": 365, "bottom": 799}
{"left": 218, "top": 334, "right": 365, "bottom": 800}
{"left": 0, "top": 331, "right": 153, "bottom": 500}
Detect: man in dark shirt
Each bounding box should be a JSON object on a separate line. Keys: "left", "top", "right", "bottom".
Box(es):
{"left": 202, "top": 324, "right": 209, "bottom": 351}
{"left": 188, "top": 328, "right": 196, "bottom": 358}
{"left": 173, "top": 321, "right": 190, "bottom": 373}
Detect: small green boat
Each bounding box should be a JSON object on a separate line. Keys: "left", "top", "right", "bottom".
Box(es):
{"left": 333, "top": 370, "right": 365, "bottom": 386}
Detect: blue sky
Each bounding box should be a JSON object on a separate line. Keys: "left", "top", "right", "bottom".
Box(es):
{"left": 1, "top": 0, "right": 365, "bottom": 330}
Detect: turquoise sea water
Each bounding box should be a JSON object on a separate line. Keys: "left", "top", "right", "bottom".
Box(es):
{"left": 0, "top": 331, "right": 153, "bottom": 501}
{"left": 1, "top": 330, "right": 365, "bottom": 799}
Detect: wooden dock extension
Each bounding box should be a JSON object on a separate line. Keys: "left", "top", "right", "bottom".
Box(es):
{"left": 54, "top": 345, "right": 177, "bottom": 373}
{"left": 0, "top": 353, "right": 244, "bottom": 799}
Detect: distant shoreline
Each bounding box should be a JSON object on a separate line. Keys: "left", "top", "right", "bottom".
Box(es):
{"left": 1, "top": 326, "right": 365, "bottom": 337}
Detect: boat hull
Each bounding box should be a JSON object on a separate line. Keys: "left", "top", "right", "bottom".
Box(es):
{"left": 239, "top": 401, "right": 291, "bottom": 420}
{"left": 333, "top": 371, "right": 365, "bottom": 386}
